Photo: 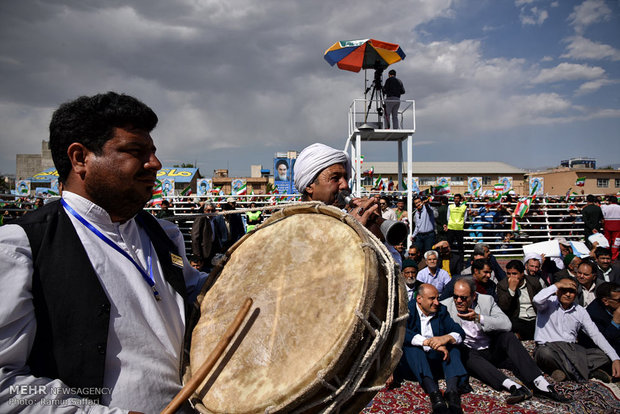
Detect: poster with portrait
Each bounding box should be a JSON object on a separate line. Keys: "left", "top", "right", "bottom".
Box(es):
{"left": 197, "top": 179, "right": 212, "bottom": 196}
{"left": 467, "top": 177, "right": 482, "bottom": 195}
{"left": 16, "top": 180, "right": 31, "bottom": 195}
{"left": 529, "top": 177, "right": 544, "bottom": 196}
{"left": 231, "top": 179, "right": 246, "bottom": 195}
{"left": 436, "top": 177, "right": 451, "bottom": 187}
{"left": 274, "top": 157, "right": 295, "bottom": 193}
{"left": 161, "top": 178, "right": 175, "bottom": 196}
{"left": 499, "top": 176, "right": 513, "bottom": 193}
{"left": 410, "top": 177, "right": 420, "bottom": 193}
{"left": 50, "top": 178, "right": 59, "bottom": 195}
{"left": 274, "top": 158, "right": 290, "bottom": 182}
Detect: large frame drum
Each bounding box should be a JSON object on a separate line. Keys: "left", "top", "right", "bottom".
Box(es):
{"left": 186, "top": 203, "right": 408, "bottom": 413}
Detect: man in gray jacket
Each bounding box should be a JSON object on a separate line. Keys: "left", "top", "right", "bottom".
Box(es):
{"left": 442, "top": 278, "right": 568, "bottom": 404}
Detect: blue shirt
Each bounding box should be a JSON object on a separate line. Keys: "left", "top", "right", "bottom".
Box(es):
{"left": 417, "top": 267, "right": 451, "bottom": 294}
{"left": 412, "top": 206, "right": 435, "bottom": 238}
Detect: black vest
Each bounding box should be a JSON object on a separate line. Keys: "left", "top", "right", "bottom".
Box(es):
{"left": 16, "top": 201, "right": 188, "bottom": 400}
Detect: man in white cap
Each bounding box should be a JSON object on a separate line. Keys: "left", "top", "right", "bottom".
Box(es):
{"left": 294, "top": 143, "right": 379, "bottom": 226}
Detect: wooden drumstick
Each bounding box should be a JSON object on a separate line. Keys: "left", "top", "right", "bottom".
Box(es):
{"left": 161, "top": 297, "right": 253, "bottom": 414}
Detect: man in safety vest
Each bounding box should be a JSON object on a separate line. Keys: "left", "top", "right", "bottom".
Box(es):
{"left": 245, "top": 202, "right": 262, "bottom": 232}
{"left": 446, "top": 194, "right": 468, "bottom": 261}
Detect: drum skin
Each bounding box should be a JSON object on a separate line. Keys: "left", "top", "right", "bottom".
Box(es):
{"left": 187, "top": 204, "right": 406, "bottom": 414}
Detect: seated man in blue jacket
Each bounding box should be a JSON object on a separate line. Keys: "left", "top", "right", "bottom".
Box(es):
{"left": 580, "top": 282, "right": 620, "bottom": 358}
{"left": 398, "top": 283, "right": 468, "bottom": 414}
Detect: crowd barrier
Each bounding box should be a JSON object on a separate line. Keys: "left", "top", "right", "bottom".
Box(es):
{"left": 1, "top": 193, "right": 595, "bottom": 258}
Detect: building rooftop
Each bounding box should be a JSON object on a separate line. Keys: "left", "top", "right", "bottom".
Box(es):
{"left": 366, "top": 161, "right": 525, "bottom": 175}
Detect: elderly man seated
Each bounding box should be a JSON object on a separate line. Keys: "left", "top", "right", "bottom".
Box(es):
{"left": 403, "top": 259, "right": 421, "bottom": 302}
{"left": 417, "top": 250, "right": 452, "bottom": 295}
{"left": 397, "top": 284, "right": 468, "bottom": 414}
{"left": 442, "top": 278, "right": 567, "bottom": 404}
{"left": 553, "top": 253, "right": 581, "bottom": 282}
{"left": 533, "top": 275, "right": 620, "bottom": 383}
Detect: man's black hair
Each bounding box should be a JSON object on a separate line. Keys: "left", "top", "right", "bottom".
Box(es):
{"left": 608, "top": 195, "right": 618, "bottom": 204}
{"left": 471, "top": 258, "right": 488, "bottom": 272}
{"left": 586, "top": 194, "right": 596, "bottom": 203}
{"left": 595, "top": 282, "right": 620, "bottom": 300}
{"left": 556, "top": 274, "right": 578, "bottom": 285}
{"left": 595, "top": 246, "right": 612, "bottom": 258}
{"left": 49, "top": 92, "right": 158, "bottom": 182}
{"left": 275, "top": 159, "right": 288, "bottom": 169}
{"left": 506, "top": 259, "right": 525, "bottom": 273}
{"left": 578, "top": 258, "right": 595, "bottom": 273}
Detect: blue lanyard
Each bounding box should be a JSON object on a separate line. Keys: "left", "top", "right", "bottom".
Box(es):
{"left": 61, "top": 198, "right": 161, "bottom": 301}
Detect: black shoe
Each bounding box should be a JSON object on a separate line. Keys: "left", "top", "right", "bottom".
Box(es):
{"left": 590, "top": 368, "right": 612, "bottom": 383}
{"left": 534, "top": 385, "right": 571, "bottom": 403}
{"left": 444, "top": 390, "right": 463, "bottom": 414}
{"left": 458, "top": 381, "right": 473, "bottom": 395}
{"left": 505, "top": 385, "right": 533, "bottom": 404}
{"left": 429, "top": 391, "right": 449, "bottom": 414}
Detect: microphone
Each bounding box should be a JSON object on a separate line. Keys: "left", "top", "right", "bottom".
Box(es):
{"left": 335, "top": 190, "right": 355, "bottom": 209}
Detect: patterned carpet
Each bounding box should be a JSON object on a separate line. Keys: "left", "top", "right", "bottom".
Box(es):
{"left": 363, "top": 377, "right": 620, "bottom": 414}
{"left": 363, "top": 341, "right": 620, "bottom": 414}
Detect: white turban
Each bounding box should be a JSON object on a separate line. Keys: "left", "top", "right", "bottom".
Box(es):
{"left": 523, "top": 252, "right": 542, "bottom": 264}
{"left": 294, "top": 143, "right": 350, "bottom": 192}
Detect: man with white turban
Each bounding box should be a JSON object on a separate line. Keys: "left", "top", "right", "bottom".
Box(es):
{"left": 294, "top": 142, "right": 378, "bottom": 226}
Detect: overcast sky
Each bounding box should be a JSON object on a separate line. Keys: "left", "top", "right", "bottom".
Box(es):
{"left": 1, "top": 0, "right": 619, "bottom": 177}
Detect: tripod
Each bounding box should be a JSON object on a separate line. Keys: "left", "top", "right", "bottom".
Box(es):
{"left": 364, "top": 68, "right": 386, "bottom": 126}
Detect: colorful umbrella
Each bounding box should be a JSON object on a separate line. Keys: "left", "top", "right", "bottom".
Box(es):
{"left": 324, "top": 39, "right": 406, "bottom": 73}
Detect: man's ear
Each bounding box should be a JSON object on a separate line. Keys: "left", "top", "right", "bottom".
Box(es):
{"left": 305, "top": 184, "right": 314, "bottom": 196}
{"left": 66, "top": 143, "right": 91, "bottom": 176}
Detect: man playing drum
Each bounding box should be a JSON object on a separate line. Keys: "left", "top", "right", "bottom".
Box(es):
{"left": 0, "top": 92, "right": 208, "bottom": 412}
{"left": 294, "top": 142, "right": 379, "bottom": 227}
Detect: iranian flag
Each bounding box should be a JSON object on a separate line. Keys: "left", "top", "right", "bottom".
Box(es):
{"left": 494, "top": 183, "right": 504, "bottom": 193}
{"left": 180, "top": 185, "right": 192, "bottom": 196}
{"left": 511, "top": 217, "right": 521, "bottom": 232}
{"left": 362, "top": 166, "right": 374, "bottom": 177}
{"left": 150, "top": 179, "right": 163, "bottom": 206}
{"left": 514, "top": 198, "right": 531, "bottom": 218}
{"left": 401, "top": 178, "right": 407, "bottom": 191}
{"left": 575, "top": 177, "right": 585, "bottom": 187}
{"left": 374, "top": 175, "right": 384, "bottom": 190}
{"left": 434, "top": 182, "right": 451, "bottom": 195}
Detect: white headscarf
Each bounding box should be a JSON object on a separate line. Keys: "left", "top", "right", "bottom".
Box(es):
{"left": 523, "top": 252, "right": 542, "bottom": 264}
{"left": 294, "top": 143, "right": 350, "bottom": 192}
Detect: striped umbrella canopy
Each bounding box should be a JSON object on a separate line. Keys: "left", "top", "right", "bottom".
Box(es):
{"left": 324, "top": 39, "right": 405, "bottom": 73}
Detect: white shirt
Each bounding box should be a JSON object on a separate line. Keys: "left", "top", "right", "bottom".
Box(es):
{"left": 0, "top": 192, "right": 207, "bottom": 413}
{"left": 461, "top": 316, "right": 490, "bottom": 351}
{"left": 411, "top": 304, "right": 462, "bottom": 351}
{"left": 533, "top": 285, "right": 619, "bottom": 362}
{"left": 601, "top": 204, "right": 620, "bottom": 221}
{"left": 581, "top": 283, "right": 596, "bottom": 308}
{"left": 509, "top": 282, "right": 536, "bottom": 320}
{"left": 381, "top": 208, "right": 397, "bottom": 221}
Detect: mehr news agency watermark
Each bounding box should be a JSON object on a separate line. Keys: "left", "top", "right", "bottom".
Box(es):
{"left": 7, "top": 385, "right": 112, "bottom": 407}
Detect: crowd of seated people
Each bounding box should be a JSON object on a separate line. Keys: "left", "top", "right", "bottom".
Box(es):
{"left": 392, "top": 239, "right": 620, "bottom": 414}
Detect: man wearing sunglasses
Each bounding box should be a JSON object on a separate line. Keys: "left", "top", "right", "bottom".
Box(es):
{"left": 442, "top": 278, "right": 566, "bottom": 404}
{"left": 533, "top": 275, "right": 620, "bottom": 383}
